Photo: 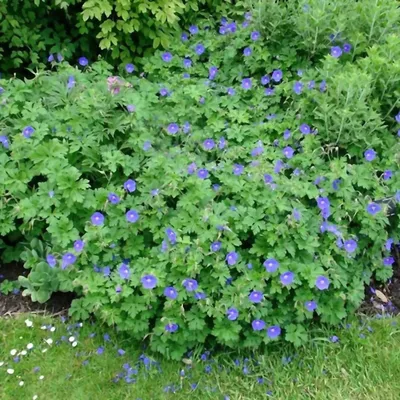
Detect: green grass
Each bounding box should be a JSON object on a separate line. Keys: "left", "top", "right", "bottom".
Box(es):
{"left": 1, "top": 315, "right": 400, "bottom": 400}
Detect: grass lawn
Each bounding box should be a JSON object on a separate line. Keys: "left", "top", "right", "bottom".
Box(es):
{"left": 1, "top": 314, "right": 400, "bottom": 400}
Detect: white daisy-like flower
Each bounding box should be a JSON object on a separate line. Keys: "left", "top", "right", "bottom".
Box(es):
{"left": 27, "top": 343, "right": 34, "bottom": 350}
{"left": 25, "top": 319, "right": 33, "bottom": 327}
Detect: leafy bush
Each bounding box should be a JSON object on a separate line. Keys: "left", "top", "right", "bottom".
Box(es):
{"left": 0, "top": 0, "right": 229, "bottom": 72}
{"left": 1, "top": 0, "right": 400, "bottom": 359}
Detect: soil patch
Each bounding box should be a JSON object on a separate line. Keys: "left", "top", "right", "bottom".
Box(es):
{"left": 0, "top": 262, "right": 74, "bottom": 316}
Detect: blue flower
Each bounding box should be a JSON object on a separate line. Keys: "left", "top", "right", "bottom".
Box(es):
{"left": 103, "top": 266, "right": 110, "bottom": 277}
{"left": 227, "top": 307, "right": 239, "bottom": 320}
{"left": 108, "top": 193, "right": 120, "bottom": 204}
{"left": 183, "top": 278, "right": 198, "bottom": 292}
{"left": 320, "top": 80, "right": 327, "bottom": 92}
{"left": 300, "top": 123, "right": 310, "bottom": 134}
{"left": 78, "top": 57, "right": 88, "bottom": 66}
{"left": 219, "top": 137, "right": 227, "bottom": 149}
{"left": 159, "top": 88, "right": 169, "bottom": 96}
{"left": 264, "top": 174, "right": 273, "bottom": 184}
{"left": 267, "top": 326, "right": 281, "bottom": 339}
{"left": 280, "top": 271, "right": 294, "bottom": 285}
{"left": 91, "top": 212, "right": 105, "bottom": 226}
{"left": 143, "top": 141, "right": 152, "bottom": 151}
{"left": 383, "top": 257, "right": 394, "bottom": 266}
{"left": 46, "top": 254, "right": 56, "bottom": 268}
{"left": 227, "top": 87, "right": 236, "bottom": 96}
{"left": 386, "top": 238, "right": 394, "bottom": 251}
{"left": 317, "top": 197, "right": 330, "bottom": 210}
{"left": 282, "top": 146, "right": 294, "bottom": 159}
{"left": 189, "top": 25, "right": 198, "bottom": 34}
{"left": 62, "top": 253, "right": 76, "bottom": 269}
{"left": 22, "top": 126, "right": 35, "bottom": 138}
{"left": 74, "top": 240, "right": 85, "bottom": 252}
{"left": 197, "top": 169, "right": 209, "bottom": 179}
{"left": 272, "top": 70, "right": 283, "bottom": 82}
{"left": 188, "top": 162, "right": 197, "bottom": 175}
{"left": 211, "top": 242, "right": 222, "bottom": 252}
{"left": 293, "top": 81, "right": 303, "bottom": 94}
{"left": 195, "top": 44, "right": 205, "bottom": 55}
{"left": 315, "top": 276, "right": 330, "bottom": 290}
{"left": 0, "top": 135, "right": 10, "bottom": 148}
{"left": 305, "top": 300, "right": 317, "bottom": 312}
{"left": 233, "top": 164, "right": 244, "bottom": 175}
{"left": 293, "top": 208, "right": 301, "bottom": 221}
{"left": 382, "top": 170, "right": 392, "bottom": 180}
{"left": 248, "top": 291, "right": 263, "bottom": 303}
{"left": 395, "top": 112, "right": 400, "bottom": 123}
{"left": 226, "top": 251, "right": 238, "bottom": 265}
{"left": 264, "top": 258, "right": 279, "bottom": 273}
{"left": 126, "top": 104, "right": 135, "bottom": 113}
{"left": 181, "top": 32, "right": 188, "bottom": 41}
{"left": 183, "top": 121, "right": 191, "bottom": 133}
{"left": 209, "top": 66, "right": 218, "bottom": 80}
{"left": 195, "top": 292, "right": 206, "bottom": 300}
{"left": 167, "top": 123, "right": 179, "bottom": 134}
{"left": 165, "top": 323, "right": 179, "bottom": 333}
{"left": 366, "top": 202, "right": 381, "bottom": 215}
{"left": 243, "top": 47, "right": 252, "bottom": 56}
{"left": 183, "top": 58, "right": 192, "bottom": 68}
{"left": 265, "top": 88, "right": 274, "bottom": 96}
{"left": 203, "top": 139, "right": 215, "bottom": 150}
{"left": 166, "top": 227, "right": 177, "bottom": 244}
{"left": 343, "top": 239, "right": 357, "bottom": 253}
{"left": 124, "top": 179, "right": 136, "bottom": 193}
{"left": 308, "top": 80, "right": 315, "bottom": 89}
{"left": 162, "top": 52, "right": 173, "bottom": 62}
{"left": 67, "top": 76, "right": 76, "bottom": 89}
{"left": 343, "top": 43, "right": 352, "bottom": 53}
{"left": 252, "top": 320, "right": 266, "bottom": 331}
{"left": 141, "top": 274, "right": 157, "bottom": 289}
{"left": 261, "top": 75, "right": 270, "bottom": 85}
{"left": 251, "top": 145, "right": 263, "bottom": 156}
{"left": 126, "top": 209, "right": 139, "bottom": 223}
{"left": 364, "top": 149, "right": 376, "bottom": 161}
{"left": 164, "top": 287, "right": 178, "bottom": 299}
{"left": 250, "top": 31, "right": 260, "bottom": 40}
{"left": 330, "top": 46, "right": 342, "bottom": 58}
{"left": 241, "top": 78, "right": 252, "bottom": 90}
{"left": 125, "top": 63, "right": 135, "bottom": 73}
{"left": 119, "top": 264, "right": 131, "bottom": 279}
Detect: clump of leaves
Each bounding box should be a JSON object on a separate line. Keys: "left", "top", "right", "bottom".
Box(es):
{"left": 0, "top": 1, "right": 399, "bottom": 359}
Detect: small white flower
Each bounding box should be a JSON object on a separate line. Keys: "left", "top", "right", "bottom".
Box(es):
{"left": 10, "top": 349, "right": 17, "bottom": 356}
{"left": 27, "top": 343, "right": 34, "bottom": 350}
{"left": 41, "top": 325, "right": 47, "bottom": 330}
{"left": 25, "top": 319, "right": 33, "bottom": 327}
{"left": 7, "top": 368, "right": 14, "bottom": 374}
{"left": 0, "top": 361, "right": 4, "bottom": 367}
{"left": 39, "top": 375, "right": 44, "bottom": 380}
{"left": 45, "top": 338, "right": 53, "bottom": 345}
{"left": 50, "top": 327, "right": 56, "bottom": 332}
{"left": 33, "top": 396, "right": 38, "bottom": 400}
{"left": 78, "top": 322, "right": 83, "bottom": 327}
{"left": 72, "top": 341, "right": 78, "bottom": 347}
{"left": 41, "top": 349, "right": 48, "bottom": 353}
{"left": 19, "top": 381, "right": 24, "bottom": 387}
{"left": 20, "top": 350, "right": 27, "bottom": 356}
{"left": 68, "top": 336, "right": 75, "bottom": 343}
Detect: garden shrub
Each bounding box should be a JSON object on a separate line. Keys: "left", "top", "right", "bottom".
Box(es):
{"left": 0, "top": 0, "right": 230, "bottom": 72}
{"left": 0, "top": 0, "right": 400, "bottom": 359}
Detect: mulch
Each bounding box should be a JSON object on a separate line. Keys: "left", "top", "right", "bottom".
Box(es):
{"left": 1, "top": 247, "right": 400, "bottom": 317}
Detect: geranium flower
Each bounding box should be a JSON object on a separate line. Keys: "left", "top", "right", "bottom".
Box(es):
{"left": 141, "top": 274, "right": 157, "bottom": 289}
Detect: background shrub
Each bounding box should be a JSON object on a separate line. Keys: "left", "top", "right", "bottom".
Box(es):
{"left": 0, "top": 0, "right": 230, "bottom": 72}
{"left": 0, "top": 0, "right": 399, "bottom": 359}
